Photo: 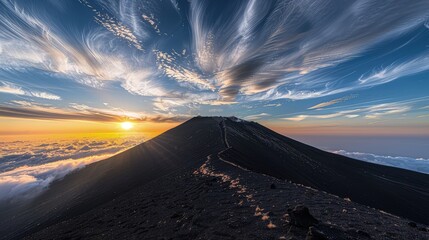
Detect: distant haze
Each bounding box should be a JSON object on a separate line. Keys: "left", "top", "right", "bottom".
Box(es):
{"left": 289, "top": 135, "right": 429, "bottom": 159}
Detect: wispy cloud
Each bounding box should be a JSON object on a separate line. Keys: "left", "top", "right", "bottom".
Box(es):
{"left": 358, "top": 56, "right": 429, "bottom": 86}
{"left": 79, "top": 0, "right": 143, "bottom": 50}
{"left": 0, "top": 0, "right": 168, "bottom": 98}
{"left": 0, "top": 81, "right": 61, "bottom": 100}
{"left": 142, "top": 14, "right": 160, "bottom": 34}
{"left": 0, "top": 101, "right": 190, "bottom": 123}
{"left": 308, "top": 95, "right": 356, "bottom": 110}
{"left": 1, "top": 0, "right": 429, "bottom": 116}
{"left": 154, "top": 50, "right": 215, "bottom": 91}
{"left": 189, "top": 0, "right": 429, "bottom": 101}
{"left": 284, "top": 101, "right": 412, "bottom": 121}
{"left": 244, "top": 113, "right": 270, "bottom": 121}
{"left": 0, "top": 82, "right": 25, "bottom": 95}
{"left": 264, "top": 103, "right": 282, "bottom": 107}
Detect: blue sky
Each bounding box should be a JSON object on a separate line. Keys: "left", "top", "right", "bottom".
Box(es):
{"left": 0, "top": 0, "right": 429, "bottom": 137}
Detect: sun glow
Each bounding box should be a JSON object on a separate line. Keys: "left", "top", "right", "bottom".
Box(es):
{"left": 121, "top": 121, "right": 134, "bottom": 130}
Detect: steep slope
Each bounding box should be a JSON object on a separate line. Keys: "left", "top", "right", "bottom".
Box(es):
{"left": 0, "top": 117, "right": 226, "bottom": 239}
{"left": 1, "top": 116, "right": 428, "bottom": 239}
{"left": 24, "top": 153, "right": 429, "bottom": 240}
{"left": 219, "top": 118, "right": 429, "bottom": 224}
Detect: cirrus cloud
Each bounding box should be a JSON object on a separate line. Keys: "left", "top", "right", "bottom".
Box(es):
{"left": 0, "top": 81, "right": 61, "bottom": 100}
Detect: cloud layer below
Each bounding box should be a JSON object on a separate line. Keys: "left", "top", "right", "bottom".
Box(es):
{"left": 0, "top": 154, "right": 112, "bottom": 202}
{"left": 0, "top": 134, "right": 143, "bottom": 202}
{"left": 333, "top": 150, "right": 429, "bottom": 174}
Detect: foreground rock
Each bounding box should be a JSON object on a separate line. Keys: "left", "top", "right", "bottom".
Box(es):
{"left": 288, "top": 205, "right": 319, "bottom": 228}
{"left": 306, "top": 227, "right": 327, "bottom": 240}
{"left": 1, "top": 117, "right": 427, "bottom": 239}
{"left": 23, "top": 155, "right": 429, "bottom": 240}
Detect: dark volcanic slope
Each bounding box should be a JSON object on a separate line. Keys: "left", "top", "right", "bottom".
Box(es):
{"left": 1, "top": 116, "right": 428, "bottom": 239}
{"left": 218, "top": 118, "right": 429, "bottom": 224}
{"left": 1, "top": 117, "right": 225, "bottom": 239}
{"left": 25, "top": 154, "right": 429, "bottom": 240}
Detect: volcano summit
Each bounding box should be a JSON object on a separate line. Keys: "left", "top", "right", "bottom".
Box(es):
{"left": 1, "top": 117, "right": 428, "bottom": 239}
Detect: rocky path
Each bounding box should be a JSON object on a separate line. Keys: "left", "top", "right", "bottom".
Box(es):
{"left": 24, "top": 118, "right": 429, "bottom": 239}
{"left": 26, "top": 153, "right": 428, "bottom": 239}
{"left": 20, "top": 118, "right": 429, "bottom": 239}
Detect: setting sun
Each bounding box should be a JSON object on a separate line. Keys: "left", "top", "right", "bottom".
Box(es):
{"left": 121, "top": 122, "right": 134, "bottom": 130}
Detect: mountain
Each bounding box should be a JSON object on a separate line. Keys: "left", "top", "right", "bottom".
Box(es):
{"left": 1, "top": 116, "right": 428, "bottom": 239}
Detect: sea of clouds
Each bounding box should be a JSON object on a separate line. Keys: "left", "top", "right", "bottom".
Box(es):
{"left": 1, "top": 135, "right": 427, "bottom": 203}
{"left": 0, "top": 135, "right": 144, "bottom": 202}
{"left": 333, "top": 150, "right": 429, "bottom": 174}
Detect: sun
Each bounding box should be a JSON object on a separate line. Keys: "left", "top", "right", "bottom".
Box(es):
{"left": 121, "top": 121, "right": 134, "bottom": 130}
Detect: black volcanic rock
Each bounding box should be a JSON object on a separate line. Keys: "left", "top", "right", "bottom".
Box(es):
{"left": 1, "top": 116, "right": 428, "bottom": 239}
{"left": 218, "top": 117, "right": 429, "bottom": 224}
{"left": 306, "top": 227, "right": 327, "bottom": 240}
{"left": 0, "top": 117, "right": 226, "bottom": 239}
{"left": 288, "top": 205, "right": 319, "bottom": 228}
{"left": 408, "top": 222, "right": 417, "bottom": 228}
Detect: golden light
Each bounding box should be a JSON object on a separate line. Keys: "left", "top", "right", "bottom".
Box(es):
{"left": 121, "top": 121, "right": 134, "bottom": 130}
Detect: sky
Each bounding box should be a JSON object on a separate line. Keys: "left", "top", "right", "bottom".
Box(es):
{"left": 1, "top": 0, "right": 429, "bottom": 201}
{"left": 0, "top": 0, "right": 429, "bottom": 147}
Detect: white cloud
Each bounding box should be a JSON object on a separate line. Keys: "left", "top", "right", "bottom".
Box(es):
{"left": 0, "top": 83, "right": 25, "bottom": 95}
{"left": 283, "top": 115, "right": 308, "bottom": 122}
{"left": 0, "top": 81, "right": 61, "bottom": 100}
{"left": 1, "top": 100, "right": 190, "bottom": 122}
{"left": 264, "top": 103, "right": 282, "bottom": 107}
{"left": 154, "top": 50, "right": 215, "bottom": 91}
{"left": 0, "top": 154, "right": 114, "bottom": 202}
{"left": 120, "top": 70, "right": 169, "bottom": 97}
{"left": 80, "top": 0, "right": 143, "bottom": 50}
{"left": 189, "top": 0, "right": 429, "bottom": 101}
{"left": 283, "top": 112, "right": 343, "bottom": 121}
{"left": 2, "top": 0, "right": 429, "bottom": 110}
{"left": 142, "top": 14, "right": 160, "bottom": 34}
{"left": 284, "top": 102, "right": 412, "bottom": 121}
{"left": 0, "top": 133, "right": 148, "bottom": 202}
{"left": 333, "top": 150, "right": 429, "bottom": 174}
{"left": 0, "top": 1, "right": 167, "bottom": 99}
{"left": 358, "top": 56, "right": 429, "bottom": 87}
{"left": 29, "top": 91, "right": 61, "bottom": 100}
{"left": 363, "top": 103, "right": 410, "bottom": 119}
{"left": 244, "top": 113, "right": 270, "bottom": 121}
{"left": 308, "top": 95, "right": 356, "bottom": 110}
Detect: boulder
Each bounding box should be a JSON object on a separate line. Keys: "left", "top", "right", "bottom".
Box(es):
{"left": 306, "top": 227, "right": 327, "bottom": 240}
{"left": 288, "top": 205, "right": 319, "bottom": 228}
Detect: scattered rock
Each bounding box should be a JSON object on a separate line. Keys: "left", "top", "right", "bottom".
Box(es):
{"left": 270, "top": 183, "right": 276, "bottom": 189}
{"left": 170, "top": 212, "right": 182, "bottom": 219}
{"left": 408, "top": 222, "right": 417, "bottom": 228}
{"left": 267, "top": 221, "right": 277, "bottom": 229}
{"left": 356, "top": 229, "right": 371, "bottom": 238}
{"left": 346, "top": 228, "right": 371, "bottom": 238}
{"left": 288, "top": 205, "right": 319, "bottom": 228}
{"left": 306, "top": 227, "right": 327, "bottom": 240}
{"left": 418, "top": 227, "right": 428, "bottom": 232}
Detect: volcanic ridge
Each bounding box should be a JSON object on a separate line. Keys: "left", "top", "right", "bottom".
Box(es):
{"left": 1, "top": 116, "right": 428, "bottom": 239}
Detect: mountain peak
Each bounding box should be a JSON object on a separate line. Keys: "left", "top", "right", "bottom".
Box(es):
{"left": 192, "top": 115, "right": 247, "bottom": 122}
{"left": 2, "top": 118, "right": 428, "bottom": 239}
